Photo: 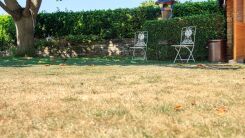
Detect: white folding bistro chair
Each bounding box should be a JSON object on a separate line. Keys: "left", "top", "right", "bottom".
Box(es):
{"left": 171, "top": 26, "right": 197, "bottom": 63}
{"left": 130, "top": 31, "right": 148, "bottom": 61}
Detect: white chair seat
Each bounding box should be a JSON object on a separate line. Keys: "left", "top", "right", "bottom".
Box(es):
{"left": 171, "top": 45, "right": 194, "bottom": 47}
{"left": 130, "top": 46, "right": 146, "bottom": 49}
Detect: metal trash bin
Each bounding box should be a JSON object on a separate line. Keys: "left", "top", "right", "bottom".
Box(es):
{"left": 207, "top": 39, "right": 226, "bottom": 62}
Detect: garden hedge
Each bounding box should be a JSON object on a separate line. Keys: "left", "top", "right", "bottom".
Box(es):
{"left": 143, "top": 14, "right": 226, "bottom": 61}
{"left": 34, "top": 7, "right": 160, "bottom": 39}
{"left": 34, "top": 1, "right": 222, "bottom": 39}
{"left": 173, "top": 1, "right": 223, "bottom": 17}
{"left": 0, "top": 1, "right": 223, "bottom": 42}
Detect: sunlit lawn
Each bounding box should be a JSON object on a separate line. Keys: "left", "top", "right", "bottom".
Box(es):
{"left": 0, "top": 57, "right": 244, "bottom": 137}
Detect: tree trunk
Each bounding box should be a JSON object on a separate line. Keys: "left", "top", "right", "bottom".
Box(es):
{"left": 0, "top": 0, "right": 42, "bottom": 57}
{"left": 15, "top": 16, "right": 35, "bottom": 56}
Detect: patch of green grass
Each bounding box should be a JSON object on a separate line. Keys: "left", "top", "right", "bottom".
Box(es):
{"left": 61, "top": 96, "right": 79, "bottom": 102}
{"left": 92, "top": 108, "right": 129, "bottom": 118}
{"left": 154, "top": 103, "right": 174, "bottom": 116}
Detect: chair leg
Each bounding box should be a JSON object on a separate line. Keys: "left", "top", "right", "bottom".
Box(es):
{"left": 143, "top": 49, "right": 147, "bottom": 61}
{"left": 191, "top": 54, "right": 195, "bottom": 62}
{"left": 178, "top": 51, "right": 183, "bottom": 62}
{"left": 132, "top": 49, "right": 135, "bottom": 60}
{"left": 174, "top": 48, "right": 178, "bottom": 63}
{"left": 187, "top": 51, "right": 191, "bottom": 63}
{"left": 174, "top": 47, "right": 182, "bottom": 63}
{"left": 174, "top": 46, "right": 195, "bottom": 63}
{"left": 186, "top": 47, "right": 195, "bottom": 63}
{"left": 188, "top": 52, "right": 195, "bottom": 63}
{"left": 131, "top": 48, "right": 147, "bottom": 61}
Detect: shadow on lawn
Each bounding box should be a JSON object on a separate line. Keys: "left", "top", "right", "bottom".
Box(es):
{"left": 0, "top": 56, "right": 172, "bottom": 67}
{"left": 0, "top": 57, "right": 243, "bottom": 70}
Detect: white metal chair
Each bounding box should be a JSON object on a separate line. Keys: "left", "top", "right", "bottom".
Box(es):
{"left": 171, "top": 26, "right": 197, "bottom": 63}
{"left": 130, "top": 31, "right": 148, "bottom": 61}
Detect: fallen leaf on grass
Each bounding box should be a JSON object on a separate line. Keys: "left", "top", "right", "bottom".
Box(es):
{"left": 60, "top": 64, "right": 66, "bottom": 66}
{"left": 197, "top": 64, "right": 206, "bottom": 69}
{"left": 216, "top": 106, "right": 228, "bottom": 116}
{"left": 45, "top": 64, "right": 50, "bottom": 66}
{"left": 191, "top": 100, "right": 197, "bottom": 106}
{"left": 175, "top": 104, "right": 183, "bottom": 111}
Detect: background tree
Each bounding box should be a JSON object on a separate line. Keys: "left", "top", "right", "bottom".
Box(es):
{"left": 140, "top": 0, "right": 158, "bottom": 7}
{"left": 0, "top": 0, "right": 42, "bottom": 56}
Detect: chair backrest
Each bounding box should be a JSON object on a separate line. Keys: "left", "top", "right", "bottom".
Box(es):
{"left": 180, "top": 26, "right": 196, "bottom": 45}
{"left": 134, "top": 31, "right": 148, "bottom": 47}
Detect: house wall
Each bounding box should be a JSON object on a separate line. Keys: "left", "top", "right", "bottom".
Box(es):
{"left": 233, "top": 0, "right": 245, "bottom": 62}
{"left": 236, "top": 0, "right": 244, "bottom": 22}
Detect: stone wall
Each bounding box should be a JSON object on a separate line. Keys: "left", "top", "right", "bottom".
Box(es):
{"left": 38, "top": 38, "right": 135, "bottom": 58}
{"left": 79, "top": 39, "right": 134, "bottom": 57}
{"left": 0, "top": 38, "right": 143, "bottom": 58}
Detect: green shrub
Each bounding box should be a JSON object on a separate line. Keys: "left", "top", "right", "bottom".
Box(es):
{"left": 35, "top": 7, "right": 160, "bottom": 39}
{"left": 143, "top": 14, "right": 226, "bottom": 61}
{"left": 0, "top": 16, "right": 15, "bottom": 51}
{"left": 173, "top": 1, "right": 224, "bottom": 17}
{"left": 34, "top": 1, "right": 223, "bottom": 39}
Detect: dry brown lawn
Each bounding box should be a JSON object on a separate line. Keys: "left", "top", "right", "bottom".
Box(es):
{"left": 0, "top": 64, "right": 245, "bottom": 137}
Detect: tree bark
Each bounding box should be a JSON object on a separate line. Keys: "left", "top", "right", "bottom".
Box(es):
{"left": 0, "top": 0, "right": 42, "bottom": 57}
{"left": 15, "top": 16, "right": 35, "bottom": 56}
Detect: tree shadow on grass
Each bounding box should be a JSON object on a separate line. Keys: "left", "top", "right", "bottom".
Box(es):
{"left": 1, "top": 57, "right": 243, "bottom": 70}
{"left": 164, "top": 63, "right": 244, "bottom": 70}
{"left": 0, "top": 56, "right": 172, "bottom": 68}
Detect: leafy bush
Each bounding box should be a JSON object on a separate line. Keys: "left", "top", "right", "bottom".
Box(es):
{"left": 0, "top": 16, "right": 15, "bottom": 51}
{"left": 34, "top": 1, "right": 223, "bottom": 39}
{"left": 173, "top": 1, "right": 224, "bottom": 17}
{"left": 143, "top": 14, "right": 226, "bottom": 61}
{"left": 35, "top": 7, "right": 160, "bottom": 39}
